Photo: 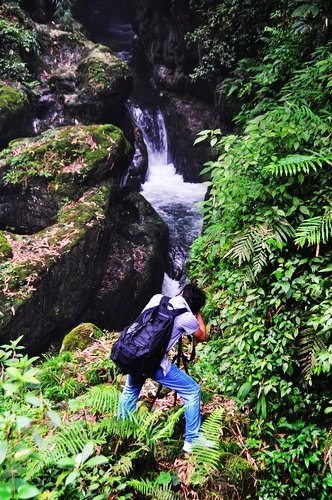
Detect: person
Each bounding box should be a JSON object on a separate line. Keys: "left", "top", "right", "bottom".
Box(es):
{"left": 118, "top": 283, "right": 208, "bottom": 453}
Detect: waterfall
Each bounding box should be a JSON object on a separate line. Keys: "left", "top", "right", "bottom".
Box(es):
{"left": 89, "top": 8, "right": 207, "bottom": 296}
{"left": 127, "top": 101, "right": 207, "bottom": 296}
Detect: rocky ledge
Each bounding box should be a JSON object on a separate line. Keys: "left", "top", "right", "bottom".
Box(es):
{"left": 0, "top": 124, "right": 168, "bottom": 353}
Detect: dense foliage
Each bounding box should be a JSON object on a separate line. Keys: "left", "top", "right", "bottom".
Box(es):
{"left": 0, "top": 337, "right": 255, "bottom": 499}
{"left": 188, "top": 0, "right": 332, "bottom": 497}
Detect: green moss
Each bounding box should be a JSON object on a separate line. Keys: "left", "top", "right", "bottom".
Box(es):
{"left": 0, "top": 11, "right": 39, "bottom": 82}
{"left": 1, "top": 124, "right": 130, "bottom": 188}
{"left": 224, "top": 454, "right": 254, "bottom": 483}
{"left": 77, "top": 45, "right": 132, "bottom": 97}
{"left": 0, "top": 185, "right": 112, "bottom": 327}
{"left": 61, "top": 322, "right": 104, "bottom": 352}
{"left": 0, "top": 231, "right": 13, "bottom": 261}
{"left": 0, "top": 85, "right": 30, "bottom": 128}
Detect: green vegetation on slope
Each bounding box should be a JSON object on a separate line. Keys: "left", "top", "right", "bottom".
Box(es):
{"left": 188, "top": 1, "right": 332, "bottom": 498}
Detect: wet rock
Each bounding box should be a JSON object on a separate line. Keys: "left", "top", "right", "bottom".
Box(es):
{"left": 35, "top": 25, "right": 133, "bottom": 127}
{"left": 0, "top": 85, "right": 34, "bottom": 149}
{"left": 73, "top": 43, "right": 133, "bottom": 122}
{"left": 123, "top": 126, "right": 148, "bottom": 190}
{"left": 163, "top": 93, "right": 216, "bottom": 182}
{"left": 0, "top": 184, "right": 114, "bottom": 353}
{"left": 87, "top": 190, "right": 168, "bottom": 329}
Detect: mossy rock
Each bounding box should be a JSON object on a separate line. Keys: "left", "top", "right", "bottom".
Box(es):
{"left": 224, "top": 454, "right": 254, "bottom": 483}
{"left": 61, "top": 322, "right": 104, "bottom": 352}
{"left": 0, "top": 184, "right": 112, "bottom": 338}
{"left": 75, "top": 44, "right": 133, "bottom": 116}
{"left": 0, "top": 85, "right": 33, "bottom": 146}
{"left": 0, "top": 231, "right": 13, "bottom": 261}
{"left": 0, "top": 123, "right": 131, "bottom": 190}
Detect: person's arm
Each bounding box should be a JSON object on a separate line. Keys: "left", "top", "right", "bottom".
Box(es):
{"left": 193, "top": 310, "right": 206, "bottom": 342}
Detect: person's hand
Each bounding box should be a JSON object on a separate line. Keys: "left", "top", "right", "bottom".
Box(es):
{"left": 193, "top": 310, "right": 206, "bottom": 341}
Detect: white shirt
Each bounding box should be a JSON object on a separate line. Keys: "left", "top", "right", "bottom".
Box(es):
{"left": 143, "top": 294, "right": 199, "bottom": 375}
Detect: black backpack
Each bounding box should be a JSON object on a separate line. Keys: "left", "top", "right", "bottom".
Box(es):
{"left": 110, "top": 296, "right": 187, "bottom": 378}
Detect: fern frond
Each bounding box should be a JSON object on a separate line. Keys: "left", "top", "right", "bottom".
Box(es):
{"left": 295, "top": 208, "right": 332, "bottom": 247}
{"left": 26, "top": 421, "right": 92, "bottom": 478}
{"left": 200, "top": 407, "right": 225, "bottom": 441}
{"left": 127, "top": 478, "right": 176, "bottom": 500}
{"left": 112, "top": 453, "right": 135, "bottom": 475}
{"left": 298, "top": 327, "right": 326, "bottom": 380}
{"left": 225, "top": 232, "right": 254, "bottom": 265}
{"left": 264, "top": 153, "right": 332, "bottom": 177}
{"left": 99, "top": 414, "right": 137, "bottom": 441}
{"left": 149, "top": 407, "right": 184, "bottom": 442}
{"left": 85, "top": 384, "right": 120, "bottom": 415}
{"left": 186, "top": 408, "right": 225, "bottom": 487}
{"left": 225, "top": 220, "right": 293, "bottom": 278}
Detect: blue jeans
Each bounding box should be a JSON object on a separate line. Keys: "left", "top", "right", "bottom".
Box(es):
{"left": 118, "top": 363, "right": 201, "bottom": 443}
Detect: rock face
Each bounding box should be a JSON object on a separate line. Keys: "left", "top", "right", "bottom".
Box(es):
{"left": 87, "top": 190, "right": 169, "bottom": 329}
{"left": 163, "top": 94, "right": 215, "bottom": 182}
{"left": 131, "top": 0, "right": 198, "bottom": 96}
{"left": 0, "top": 125, "right": 168, "bottom": 353}
{"left": 35, "top": 25, "right": 133, "bottom": 130}
{"left": 130, "top": 0, "right": 216, "bottom": 180}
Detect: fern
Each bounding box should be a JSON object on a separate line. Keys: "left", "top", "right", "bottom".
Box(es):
{"left": 26, "top": 421, "right": 93, "bottom": 478}
{"left": 295, "top": 207, "right": 332, "bottom": 248}
{"left": 186, "top": 408, "right": 225, "bottom": 486}
{"left": 127, "top": 478, "right": 176, "bottom": 500}
{"left": 143, "top": 407, "right": 184, "bottom": 443}
{"left": 53, "top": 0, "right": 74, "bottom": 27}
{"left": 298, "top": 327, "right": 327, "bottom": 381}
{"left": 200, "top": 407, "right": 225, "bottom": 441}
{"left": 85, "top": 384, "right": 120, "bottom": 415}
{"left": 264, "top": 153, "right": 332, "bottom": 177}
{"left": 225, "top": 220, "right": 293, "bottom": 278}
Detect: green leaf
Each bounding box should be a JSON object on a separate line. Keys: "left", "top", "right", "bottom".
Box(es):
{"left": 80, "top": 442, "right": 94, "bottom": 464}
{"left": 281, "top": 282, "right": 290, "bottom": 294}
{"left": 0, "top": 482, "right": 11, "bottom": 500}
{"left": 237, "top": 381, "right": 252, "bottom": 400}
{"left": 25, "top": 394, "right": 43, "bottom": 407}
{"left": 16, "top": 416, "right": 32, "bottom": 430}
{"left": 0, "top": 441, "right": 8, "bottom": 465}
{"left": 6, "top": 367, "right": 22, "bottom": 379}
{"left": 14, "top": 448, "right": 34, "bottom": 461}
{"left": 85, "top": 455, "right": 108, "bottom": 468}
{"left": 2, "top": 382, "right": 20, "bottom": 397}
{"left": 156, "top": 471, "right": 172, "bottom": 486}
{"left": 65, "top": 470, "right": 79, "bottom": 486}
{"left": 17, "top": 483, "right": 40, "bottom": 499}
{"left": 57, "top": 457, "right": 76, "bottom": 469}
{"left": 47, "top": 410, "right": 62, "bottom": 427}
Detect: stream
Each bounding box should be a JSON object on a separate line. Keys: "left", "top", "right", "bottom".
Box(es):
{"left": 91, "top": 5, "right": 207, "bottom": 297}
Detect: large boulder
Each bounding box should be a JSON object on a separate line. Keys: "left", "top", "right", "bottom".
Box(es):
{"left": 87, "top": 190, "right": 169, "bottom": 329}
{"left": 0, "top": 124, "right": 168, "bottom": 353}
{"left": 0, "top": 124, "right": 130, "bottom": 233}
{"left": 35, "top": 25, "right": 133, "bottom": 129}
{"left": 0, "top": 184, "right": 114, "bottom": 353}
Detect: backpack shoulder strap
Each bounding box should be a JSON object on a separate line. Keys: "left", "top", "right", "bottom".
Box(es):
{"left": 161, "top": 295, "right": 188, "bottom": 317}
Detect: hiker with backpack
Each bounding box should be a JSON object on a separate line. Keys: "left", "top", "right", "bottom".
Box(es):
{"left": 112, "top": 283, "right": 209, "bottom": 453}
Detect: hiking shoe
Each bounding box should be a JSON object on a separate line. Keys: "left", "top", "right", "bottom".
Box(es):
{"left": 183, "top": 436, "right": 215, "bottom": 453}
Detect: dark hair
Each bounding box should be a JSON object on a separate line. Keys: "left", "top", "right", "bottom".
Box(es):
{"left": 181, "top": 283, "right": 206, "bottom": 314}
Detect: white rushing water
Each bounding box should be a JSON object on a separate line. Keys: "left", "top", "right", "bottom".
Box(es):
{"left": 102, "top": 13, "right": 207, "bottom": 296}
{"left": 128, "top": 103, "right": 207, "bottom": 296}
